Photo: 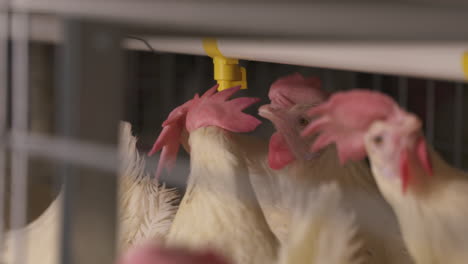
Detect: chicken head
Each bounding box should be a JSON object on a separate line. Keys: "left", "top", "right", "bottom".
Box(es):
{"left": 149, "top": 85, "right": 261, "bottom": 178}
{"left": 364, "top": 111, "right": 433, "bottom": 193}
{"left": 185, "top": 85, "right": 261, "bottom": 133}
{"left": 302, "top": 89, "right": 433, "bottom": 192}
{"left": 301, "top": 89, "right": 397, "bottom": 164}
{"left": 259, "top": 73, "right": 328, "bottom": 170}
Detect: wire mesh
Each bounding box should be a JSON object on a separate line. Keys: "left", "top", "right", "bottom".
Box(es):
{"left": 3, "top": 16, "right": 468, "bottom": 264}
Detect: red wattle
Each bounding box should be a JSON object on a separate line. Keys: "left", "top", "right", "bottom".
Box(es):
{"left": 268, "top": 132, "right": 296, "bottom": 170}
{"left": 417, "top": 136, "right": 433, "bottom": 177}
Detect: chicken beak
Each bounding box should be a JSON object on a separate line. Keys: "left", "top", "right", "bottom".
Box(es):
{"left": 258, "top": 104, "right": 279, "bottom": 119}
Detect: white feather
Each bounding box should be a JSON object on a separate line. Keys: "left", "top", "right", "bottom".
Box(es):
{"left": 278, "top": 182, "right": 363, "bottom": 264}
{"left": 371, "top": 147, "right": 468, "bottom": 264}
{"left": 166, "top": 126, "right": 278, "bottom": 264}
{"left": 1, "top": 121, "right": 179, "bottom": 264}
{"left": 234, "top": 134, "right": 412, "bottom": 264}
{"left": 1, "top": 190, "right": 62, "bottom": 264}
{"left": 117, "top": 122, "right": 179, "bottom": 251}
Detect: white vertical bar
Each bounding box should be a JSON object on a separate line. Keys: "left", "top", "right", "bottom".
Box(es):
{"left": 0, "top": 9, "right": 8, "bottom": 252}
{"left": 10, "top": 13, "right": 29, "bottom": 264}
{"left": 426, "top": 80, "right": 435, "bottom": 144}
{"left": 454, "top": 83, "right": 464, "bottom": 167}
{"left": 398, "top": 77, "right": 407, "bottom": 109}
{"left": 372, "top": 75, "right": 382, "bottom": 91}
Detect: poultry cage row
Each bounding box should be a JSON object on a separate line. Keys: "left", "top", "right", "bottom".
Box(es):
{"left": 1, "top": 1, "right": 468, "bottom": 264}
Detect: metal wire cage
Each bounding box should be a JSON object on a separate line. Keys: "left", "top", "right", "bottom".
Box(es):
{"left": 1, "top": 1, "right": 468, "bottom": 264}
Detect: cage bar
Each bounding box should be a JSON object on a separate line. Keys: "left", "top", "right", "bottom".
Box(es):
{"left": 58, "top": 19, "right": 123, "bottom": 264}
{"left": 15, "top": 15, "right": 468, "bottom": 83}
{"left": 372, "top": 75, "right": 382, "bottom": 91}
{"left": 454, "top": 83, "right": 464, "bottom": 167}
{"left": 159, "top": 54, "right": 176, "bottom": 111}
{"left": 426, "top": 80, "right": 435, "bottom": 144}
{"left": 398, "top": 77, "right": 408, "bottom": 109}
{"left": 10, "top": 12, "right": 30, "bottom": 264}
{"left": 324, "top": 69, "right": 334, "bottom": 92}
{"left": 9, "top": 132, "right": 119, "bottom": 173}
{"left": 3, "top": 2, "right": 468, "bottom": 264}
{"left": 0, "top": 5, "right": 8, "bottom": 253}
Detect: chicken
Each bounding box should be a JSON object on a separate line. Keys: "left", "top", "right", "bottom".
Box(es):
{"left": 302, "top": 89, "right": 468, "bottom": 264}
{"left": 118, "top": 122, "right": 179, "bottom": 251}
{"left": 118, "top": 182, "right": 364, "bottom": 264}
{"left": 1, "top": 189, "right": 63, "bottom": 264}
{"left": 241, "top": 73, "right": 331, "bottom": 243}
{"left": 150, "top": 85, "right": 278, "bottom": 264}
{"left": 1, "top": 121, "right": 179, "bottom": 264}
{"left": 233, "top": 73, "right": 412, "bottom": 264}
{"left": 277, "top": 182, "right": 363, "bottom": 264}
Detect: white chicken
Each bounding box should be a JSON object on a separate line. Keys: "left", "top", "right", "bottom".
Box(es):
{"left": 277, "top": 182, "right": 363, "bottom": 264}
{"left": 234, "top": 73, "right": 412, "bottom": 264}
{"left": 117, "top": 182, "right": 364, "bottom": 264}
{"left": 149, "top": 85, "right": 278, "bottom": 264}
{"left": 1, "top": 121, "right": 179, "bottom": 264}
{"left": 303, "top": 89, "right": 468, "bottom": 264}
{"left": 118, "top": 122, "right": 179, "bottom": 251}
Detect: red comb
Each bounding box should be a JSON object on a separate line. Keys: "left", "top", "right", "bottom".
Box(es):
{"left": 149, "top": 85, "right": 218, "bottom": 179}
{"left": 186, "top": 85, "right": 262, "bottom": 133}
{"left": 302, "top": 90, "right": 397, "bottom": 163}
{"left": 269, "top": 73, "right": 327, "bottom": 107}
{"left": 149, "top": 123, "right": 184, "bottom": 179}
{"left": 150, "top": 84, "right": 261, "bottom": 179}
{"left": 270, "top": 72, "right": 321, "bottom": 88}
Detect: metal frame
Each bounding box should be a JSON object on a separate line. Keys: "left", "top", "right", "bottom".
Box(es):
{"left": 10, "top": 1, "right": 468, "bottom": 40}
{"left": 5, "top": 13, "right": 125, "bottom": 264}
{"left": 16, "top": 15, "right": 468, "bottom": 82}
{"left": 10, "top": 12, "right": 30, "bottom": 264}
{"left": 57, "top": 19, "right": 123, "bottom": 264}
{"left": 0, "top": 0, "right": 8, "bottom": 254}
{"left": 3, "top": 2, "right": 468, "bottom": 264}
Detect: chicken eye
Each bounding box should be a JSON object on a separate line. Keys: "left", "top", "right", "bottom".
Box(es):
{"left": 373, "top": 135, "right": 383, "bottom": 145}
{"left": 299, "top": 117, "right": 309, "bottom": 126}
